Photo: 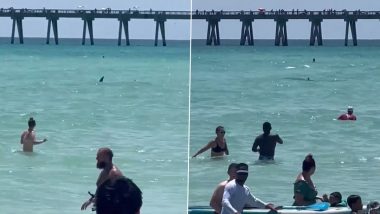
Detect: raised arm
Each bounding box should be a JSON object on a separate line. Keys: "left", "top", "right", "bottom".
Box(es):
{"left": 192, "top": 141, "right": 213, "bottom": 158}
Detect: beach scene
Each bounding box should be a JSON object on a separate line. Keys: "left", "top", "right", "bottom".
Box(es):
{"left": 0, "top": 0, "right": 190, "bottom": 213}
{"left": 189, "top": 0, "right": 380, "bottom": 213}
{"left": 1, "top": 0, "right": 380, "bottom": 214}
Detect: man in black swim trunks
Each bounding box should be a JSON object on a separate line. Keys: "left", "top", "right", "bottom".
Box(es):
{"left": 252, "top": 122, "right": 283, "bottom": 160}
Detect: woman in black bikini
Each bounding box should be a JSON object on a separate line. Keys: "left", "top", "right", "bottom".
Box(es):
{"left": 192, "top": 126, "right": 229, "bottom": 158}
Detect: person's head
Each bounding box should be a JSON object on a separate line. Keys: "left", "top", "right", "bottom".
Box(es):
{"left": 96, "top": 176, "right": 143, "bottom": 214}
{"left": 263, "top": 122, "right": 271, "bottom": 135}
{"left": 235, "top": 163, "right": 249, "bottom": 185}
{"left": 302, "top": 153, "right": 316, "bottom": 175}
{"left": 28, "top": 117, "right": 36, "bottom": 129}
{"left": 227, "top": 163, "right": 238, "bottom": 180}
{"left": 215, "top": 126, "right": 225, "bottom": 137}
{"left": 96, "top": 147, "right": 114, "bottom": 169}
{"left": 329, "top": 192, "right": 342, "bottom": 206}
{"left": 347, "top": 106, "right": 354, "bottom": 115}
{"left": 347, "top": 195, "right": 363, "bottom": 212}
{"left": 367, "top": 201, "right": 380, "bottom": 214}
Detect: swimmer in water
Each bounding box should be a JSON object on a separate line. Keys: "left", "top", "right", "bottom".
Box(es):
{"left": 337, "top": 106, "right": 357, "bottom": 120}
{"left": 20, "top": 117, "right": 47, "bottom": 152}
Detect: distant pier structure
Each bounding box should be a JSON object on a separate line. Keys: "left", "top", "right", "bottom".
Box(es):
{"left": 1, "top": 8, "right": 380, "bottom": 46}
{"left": 193, "top": 9, "right": 380, "bottom": 46}
{"left": 0, "top": 8, "right": 190, "bottom": 46}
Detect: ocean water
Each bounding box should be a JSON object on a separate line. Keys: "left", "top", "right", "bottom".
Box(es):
{"left": 189, "top": 40, "right": 380, "bottom": 208}
{"left": 0, "top": 39, "right": 189, "bottom": 214}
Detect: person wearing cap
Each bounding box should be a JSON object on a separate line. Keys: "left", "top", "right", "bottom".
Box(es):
{"left": 210, "top": 163, "right": 238, "bottom": 214}
{"left": 367, "top": 201, "right": 380, "bottom": 214}
{"left": 221, "top": 163, "right": 277, "bottom": 214}
{"left": 337, "top": 106, "right": 357, "bottom": 120}
{"left": 252, "top": 122, "right": 283, "bottom": 161}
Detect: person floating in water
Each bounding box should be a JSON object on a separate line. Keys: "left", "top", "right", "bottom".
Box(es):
{"left": 337, "top": 106, "right": 357, "bottom": 120}
{"left": 192, "top": 126, "right": 229, "bottom": 158}
{"left": 312, "top": 58, "right": 316, "bottom": 63}
{"left": 252, "top": 122, "right": 283, "bottom": 161}
{"left": 20, "top": 117, "right": 47, "bottom": 152}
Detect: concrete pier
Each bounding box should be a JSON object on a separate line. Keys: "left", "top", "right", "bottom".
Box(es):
{"left": 1, "top": 9, "right": 380, "bottom": 46}
{"left": 206, "top": 15, "right": 221, "bottom": 46}
{"left": 240, "top": 17, "right": 254, "bottom": 46}
{"left": 309, "top": 19, "right": 323, "bottom": 46}
{"left": 274, "top": 18, "right": 288, "bottom": 46}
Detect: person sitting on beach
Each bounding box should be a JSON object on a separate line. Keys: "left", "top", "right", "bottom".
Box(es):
{"left": 20, "top": 117, "right": 47, "bottom": 152}
{"left": 337, "top": 106, "right": 357, "bottom": 120}
{"left": 192, "top": 126, "right": 229, "bottom": 158}
{"left": 221, "top": 163, "right": 277, "bottom": 214}
{"left": 210, "top": 163, "right": 237, "bottom": 214}
{"left": 322, "top": 192, "right": 347, "bottom": 207}
{"left": 293, "top": 154, "right": 323, "bottom": 206}
{"left": 81, "top": 147, "right": 124, "bottom": 211}
{"left": 96, "top": 176, "right": 142, "bottom": 214}
{"left": 347, "top": 195, "right": 363, "bottom": 214}
{"left": 252, "top": 122, "right": 283, "bottom": 161}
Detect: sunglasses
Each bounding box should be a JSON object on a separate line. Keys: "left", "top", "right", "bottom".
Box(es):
{"left": 220, "top": 131, "right": 226, "bottom": 134}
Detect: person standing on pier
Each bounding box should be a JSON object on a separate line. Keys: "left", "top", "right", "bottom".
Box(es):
{"left": 20, "top": 117, "right": 47, "bottom": 152}
{"left": 252, "top": 122, "right": 283, "bottom": 161}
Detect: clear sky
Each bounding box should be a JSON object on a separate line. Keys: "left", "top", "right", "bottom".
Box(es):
{"left": 1, "top": 0, "right": 380, "bottom": 40}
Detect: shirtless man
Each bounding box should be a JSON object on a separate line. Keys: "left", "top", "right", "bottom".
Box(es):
{"left": 210, "top": 163, "right": 237, "bottom": 214}
{"left": 81, "top": 147, "right": 123, "bottom": 211}
{"left": 252, "top": 122, "right": 283, "bottom": 160}
{"left": 20, "top": 117, "right": 47, "bottom": 152}
{"left": 337, "top": 106, "right": 357, "bottom": 120}
{"left": 192, "top": 126, "right": 229, "bottom": 158}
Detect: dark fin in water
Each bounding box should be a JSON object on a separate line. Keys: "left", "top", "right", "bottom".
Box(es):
{"left": 99, "top": 76, "right": 104, "bottom": 82}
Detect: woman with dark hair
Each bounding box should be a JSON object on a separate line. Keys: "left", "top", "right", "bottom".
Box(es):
{"left": 293, "top": 153, "right": 321, "bottom": 206}
{"left": 20, "top": 117, "right": 47, "bottom": 152}
{"left": 192, "top": 126, "right": 229, "bottom": 158}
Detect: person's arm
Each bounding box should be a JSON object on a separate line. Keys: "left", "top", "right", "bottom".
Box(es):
{"left": 192, "top": 141, "right": 213, "bottom": 158}
{"left": 222, "top": 184, "right": 238, "bottom": 214}
{"left": 245, "top": 190, "right": 267, "bottom": 209}
{"left": 34, "top": 138, "right": 47, "bottom": 145}
{"left": 20, "top": 133, "right": 24, "bottom": 144}
{"left": 224, "top": 141, "right": 229, "bottom": 155}
{"left": 210, "top": 184, "right": 224, "bottom": 214}
{"left": 252, "top": 137, "right": 260, "bottom": 152}
{"left": 276, "top": 134, "right": 283, "bottom": 144}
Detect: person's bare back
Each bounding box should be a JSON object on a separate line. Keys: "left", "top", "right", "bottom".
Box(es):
{"left": 20, "top": 118, "right": 47, "bottom": 152}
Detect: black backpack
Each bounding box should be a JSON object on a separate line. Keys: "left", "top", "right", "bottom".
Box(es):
{"left": 96, "top": 176, "right": 143, "bottom": 214}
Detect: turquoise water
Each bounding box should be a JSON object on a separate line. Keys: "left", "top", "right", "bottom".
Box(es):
{"left": 189, "top": 41, "right": 380, "bottom": 207}
{"left": 2, "top": 38, "right": 380, "bottom": 213}
{"left": 0, "top": 39, "right": 189, "bottom": 214}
